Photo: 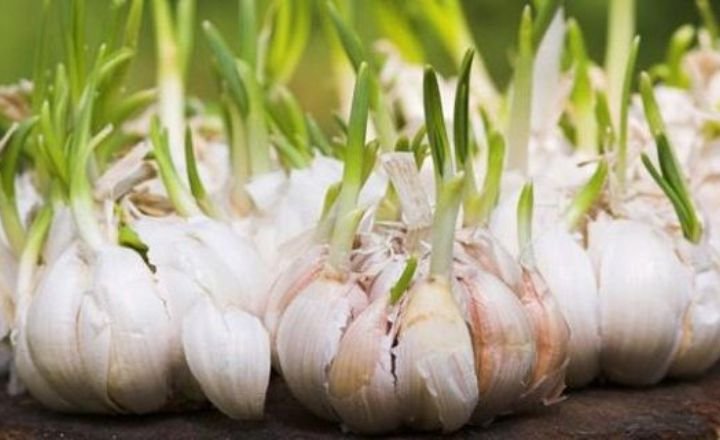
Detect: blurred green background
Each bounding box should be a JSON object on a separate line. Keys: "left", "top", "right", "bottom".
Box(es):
{"left": 0, "top": 0, "right": 715, "bottom": 121}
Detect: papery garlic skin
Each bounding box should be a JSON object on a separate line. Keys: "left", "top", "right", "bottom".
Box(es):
{"left": 589, "top": 218, "right": 691, "bottom": 385}
{"left": 534, "top": 227, "right": 600, "bottom": 387}
{"left": 395, "top": 277, "right": 478, "bottom": 432}
{"left": 327, "top": 295, "right": 401, "bottom": 434}
{"left": 276, "top": 274, "right": 367, "bottom": 421}
{"left": 457, "top": 267, "right": 535, "bottom": 424}
{"left": 182, "top": 297, "right": 270, "bottom": 419}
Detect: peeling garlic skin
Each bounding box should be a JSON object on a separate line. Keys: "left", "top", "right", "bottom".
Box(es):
{"left": 327, "top": 295, "right": 401, "bottom": 434}
{"left": 276, "top": 274, "right": 368, "bottom": 421}
{"left": 514, "top": 267, "right": 570, "bottom": 406}
{"left": 589, "top": 218, "right": 691, "bottom": 386}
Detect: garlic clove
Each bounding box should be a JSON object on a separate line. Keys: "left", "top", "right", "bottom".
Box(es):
{"left": 78, "top": 245, "right": 173, "bottom": 413}
{"left": 187, "top": 218, "right": 269, "bottom": 314}
{"left": 276, "top": 274, "right": 367, "bottom": 421}
{"left": 458, "top": 268, "right": 536, "bottom": 424}
{"left": 264, "top": 245, "right": 327, "bottom": 366}
{"left": 514, "top": 267, "right": 570, "bottom": 406}
{"left": 590, "top": 219, "right": 690, "bottom": 385}
{"left": 669, "top": 267, "right": 720, "bottom": 377}
{"left": 327, "top": 295, "right": 401, "bottom": 434}
{"left": 13, "top": 328, "right": 76, "bottom": 412}
{"left": 182, "top": 297, "right": 270, "bottom": 419}
{"left": 534, "top": 227, "right": 600, "bottom": 387}
{"left": 395, "top": 277, "right": 478, "bottom": 432}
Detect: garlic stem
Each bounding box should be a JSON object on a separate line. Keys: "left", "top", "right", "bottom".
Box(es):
{"left": 0, "top": 119, "right": 37, "bottom": 256}
{"left": 14, "top": 205, "right": 52, "bottom": 327}
{"left": 328, "top": 63, "right": 370, "bottom": 267}
{"left": 184, "top": 128, "right": 222, "bottom": 219}
{"left": 152, "top": 0, "right": 195, "bottom": 179}
{"left": 390, "top": 257, "right": 418, "bottom": 305}
{"left": 696, "top": 0, "right": 719, "bottom": 46}
{"left": 238, "top": 0, "right": 258, "bottom": 71}
{"left": 506, "top": 6, "right": 534, "bottom": 173}
{"left": 236, "top": 59, "right": 272, "bottom": 176}
{"left": 423, "top": 67, "right": 453, "bottom": 197}
{"left": 325, "top": 2, "right": 397, "bottom": 151}
{"left": 605, "top": 0, "right": 636, "bottom": 126}
{"left": 465, "top": 130, "right": 505, "bottom": 227}
{"left": 567, "top": 20, "right": 597, "bottom": 154}
{"left": 149, "top": 118, "right": 201, "bottom": 218}
{"left": 564, "top": 161, "right": 608, "bottom": 231}
{"left": 516, "top": 182, "right": 534, "bottom": 265}
{"left": 429, "top": 174, "right": 465, "bottom": 278}
{"left": 30, "top": 0, "right": 51, "bottom": 111}
{"left": 616, "top": 37, "right": 640, "bottom": 191}
{"left": 66, "top": 0, "right": 87, "bottom": 106}
{"left": 69, "top": 71, "right": 106, "bottom": 251}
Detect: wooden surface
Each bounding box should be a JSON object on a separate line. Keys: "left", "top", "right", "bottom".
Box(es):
{"left": 1, "top": 366, "right": 720, "bottom": 439}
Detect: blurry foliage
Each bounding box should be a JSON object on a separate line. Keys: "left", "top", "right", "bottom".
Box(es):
{"left": 0, "top": 0, "right": 715, "bottom": 126}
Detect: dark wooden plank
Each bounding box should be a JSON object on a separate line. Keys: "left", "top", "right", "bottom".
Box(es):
{"left": 0, "top": 366, "right": 719, "bottom": 439}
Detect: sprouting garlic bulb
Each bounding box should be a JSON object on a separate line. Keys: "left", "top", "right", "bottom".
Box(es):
{"left": 269, "top": 223, "right": 570, "bottom": 433}
{"left": 16, "top": 242, "right": 174, "bottom": 413}
{"left": 588, "top": 217, "right": 691, "bottom": 385}
{"left": 133, "top": 214, "right": 271, "bottom": 419}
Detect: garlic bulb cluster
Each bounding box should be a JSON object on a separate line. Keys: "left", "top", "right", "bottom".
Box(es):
{"left": 268, "top": 223, "right": 570, "bottom": 433}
